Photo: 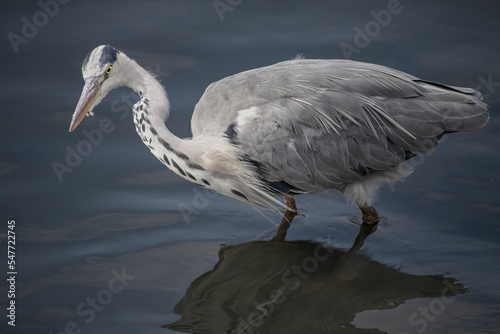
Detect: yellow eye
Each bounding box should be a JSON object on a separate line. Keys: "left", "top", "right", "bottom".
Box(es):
{"left": 106, "top": 65, "right": 113, "bottom": 74}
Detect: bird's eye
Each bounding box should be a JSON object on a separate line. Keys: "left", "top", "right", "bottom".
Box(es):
{"left": 106, "top": 65, "right": 113, "bottom": 74}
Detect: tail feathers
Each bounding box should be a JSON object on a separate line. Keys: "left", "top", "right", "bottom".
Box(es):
{"left": 415, "top": 80, "right": 477, "bottom": 95}
{"left": 414, "top": 80, "right": 490, "bottom": 133}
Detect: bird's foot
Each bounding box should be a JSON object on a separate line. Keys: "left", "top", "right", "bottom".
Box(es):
{"left": 347, "top": 218, "right": 362, "bottom": 227}
{"left": 361, "top": 206, "right": 382, "bottom": 225}
{"left": 348, "top": 206, "right": 384, "bottom": 226}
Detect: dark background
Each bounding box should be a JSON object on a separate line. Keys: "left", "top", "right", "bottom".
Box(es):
{"left": 1, "top": 1, "right": 499, "bottom": 333}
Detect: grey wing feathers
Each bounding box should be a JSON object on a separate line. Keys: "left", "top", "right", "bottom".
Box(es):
{"left": 192, "top": 59, "right": 489, "bottom": 193}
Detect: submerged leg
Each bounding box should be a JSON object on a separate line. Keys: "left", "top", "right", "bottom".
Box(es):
{"left": 360, "top": 205, "right": 380, "bottom": 225}
{"left": 347, "top": 222, "right": 378, "bottom": 254}
{"left": 271, "top": 196, "right": 298, "bottom": 242}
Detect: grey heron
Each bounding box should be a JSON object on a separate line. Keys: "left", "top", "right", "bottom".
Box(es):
{"left": 70, "top": 45, "right": 489, "bottom": 226}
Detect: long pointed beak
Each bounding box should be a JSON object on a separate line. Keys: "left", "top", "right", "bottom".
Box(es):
{"left": 69, "top": 77, "right": 102, "bottom": 132}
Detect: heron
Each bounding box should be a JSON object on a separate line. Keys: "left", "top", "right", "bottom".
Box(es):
{"left": 70, "top": 45, "right": 489, "bottom": 227}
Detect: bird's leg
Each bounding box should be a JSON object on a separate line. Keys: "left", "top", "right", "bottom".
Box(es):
{"left": 347, "top": 222, "right": 378, "bottom": 254}
{"left": 360, "top": 205, "right": 380, "bottom": 225}
{"left": 271, "top": 196, "right": 298, "bottom": 242}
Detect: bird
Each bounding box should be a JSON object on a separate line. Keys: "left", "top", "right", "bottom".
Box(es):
{"left": 70, "top": 45, "right": 489, "bottom": 226}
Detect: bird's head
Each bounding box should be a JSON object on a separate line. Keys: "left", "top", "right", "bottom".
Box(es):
{"left": 69, "top": 45, "right": 124, "bottom": 132}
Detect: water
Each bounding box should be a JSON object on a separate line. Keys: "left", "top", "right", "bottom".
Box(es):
{"left": 1, "top": 1, "right": 499, "bottom": 333}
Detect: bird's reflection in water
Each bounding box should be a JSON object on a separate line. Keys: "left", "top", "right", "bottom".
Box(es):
{"left": 164, "top": 223, "right": 465, "bottom": 334}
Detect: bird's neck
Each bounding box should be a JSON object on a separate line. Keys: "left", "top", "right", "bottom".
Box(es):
{"left": 119, "top": 55, "right": 284, "bottom": 212}
{"left": 124, "top": 57, "right": 206, "bottom": 182}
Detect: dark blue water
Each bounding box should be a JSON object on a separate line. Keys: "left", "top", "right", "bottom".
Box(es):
{"left": 1, "top": 1, "right": 499, "bottom": 333}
